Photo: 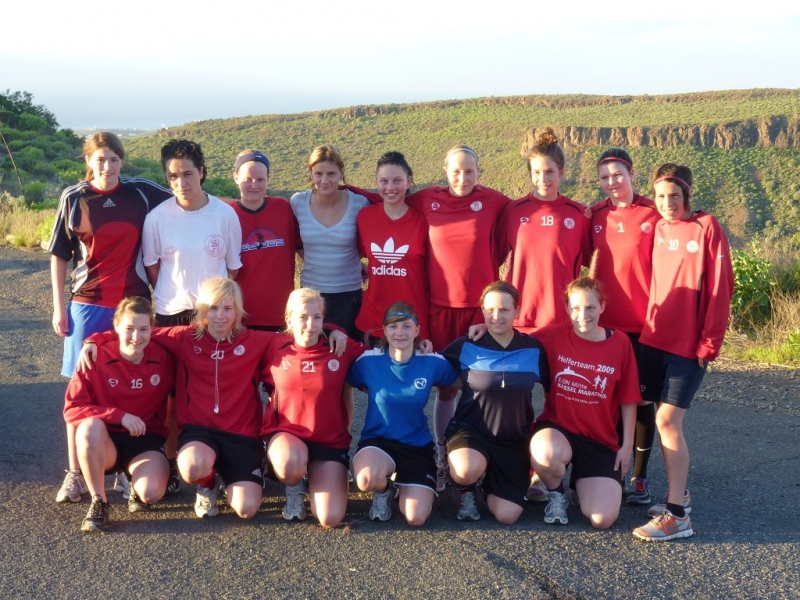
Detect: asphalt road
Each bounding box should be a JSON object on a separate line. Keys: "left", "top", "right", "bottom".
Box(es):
{"left": 0, "top": 246, "right": 798, "bottom": 599}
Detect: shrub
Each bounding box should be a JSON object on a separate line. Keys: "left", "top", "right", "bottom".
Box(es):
{"left": 21, "top": 181, "right": 46, "bottom": 205}
{"left": 730, "top": 239, "right": 774, "bottom": 329}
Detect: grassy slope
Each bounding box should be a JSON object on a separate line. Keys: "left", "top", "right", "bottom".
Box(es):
{"left": 125, "top": 89, "right": 800, "bottom": 249}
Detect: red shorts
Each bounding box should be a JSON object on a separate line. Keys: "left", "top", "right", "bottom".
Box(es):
{"left": 428, "top": 304, "right": 483, "bottom": 352}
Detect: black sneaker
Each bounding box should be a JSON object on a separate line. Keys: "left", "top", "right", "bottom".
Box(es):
{"left": 81, "top": 495, "right": 109, "bottom": 533}
{"left": 128, "top": 488, "right": 151, "bottom": 513}
{"left": 166, "top": 460, "right": 181, "bottom": 495}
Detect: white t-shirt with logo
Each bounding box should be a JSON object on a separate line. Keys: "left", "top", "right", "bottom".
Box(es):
{"left": 142, "top": 195, "right": 242, "bottom": 315}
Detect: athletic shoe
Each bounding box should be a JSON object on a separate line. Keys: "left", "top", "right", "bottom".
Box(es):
{"left": 435, "top": 457, "right": 450, "bottom": 493}
{"left": 568, "top": 488, "right": 580, "bottom": 508}
{"left": 633, "top": 511, "right": 694, "bottom": 542}
{"left": 166, "top": 462, "right": 181, "bottom": 495}
{"left": 282, "top": 481, "right": 307, "bottom": 521}
{"left": 457, "top": 490, "right": 480, "bottom": 521}
{"left": 81, "top": 495, "right": 109, "bottom": 533}
{"left": 369, "top": 482, "right": 394, "bottom": 521}
{"left": 114, "top": 472, "right": 131, "bottom": 500}
{"left": 647, "top": 489, "right": 692, "bottom": 516}
{"left": 544, "top": 491, "right": 569, "bottom": 525}
{"left": 194, "top": 484, "right": 219, "bottom": 518}
{"left": 128, "top": 488, "right": 151, "bottom": 513}
{"left": 527, "top": 473, "right": 548, "bottom": 503}
{"left": 627, "top": 477, "right": 651, "bottom": 505}
{"left": 56, "top": 470, "right": 88, "bottom": 504}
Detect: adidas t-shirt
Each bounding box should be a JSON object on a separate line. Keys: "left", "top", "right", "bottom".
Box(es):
{"left": 355, "top": 204, "right": 429, "bottom": 338}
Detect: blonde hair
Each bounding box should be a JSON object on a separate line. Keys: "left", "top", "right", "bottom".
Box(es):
{"left": 308, "top": 144, "right": 346, "bottom": 186}
{"left": 193, "top": 278, "right": 245, "bottom": 340}
{"left": 83, "top": 132, "right": 125, "bottom": 181}
{"left": 284, "top": 288, "right": 326, "bottom": 336}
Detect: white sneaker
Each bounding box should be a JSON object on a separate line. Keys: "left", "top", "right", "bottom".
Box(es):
{"left": 369, "top": 482, "right": 394, "bottom": 521}
{"left": 194, "top": 484, "right": 219, "bottom": 518}
{"left": 56, "top": 470, "right": 88, "bottom": 504}
{"left": 114, "top": 472, "right": 131, "bottom": 500}
{"left": 282, "top": 481, "right": 307, "bottom": 521}
{"left": 544, "top": 490, "right": 569, "bottom": 525}
{"left": 457, "top": 490, "right": 481, "bottom": 521}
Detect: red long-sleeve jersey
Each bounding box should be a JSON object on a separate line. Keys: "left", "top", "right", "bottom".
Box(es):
{"left": 589, "top": 195, "right": 660, "bottom": 332}
{"left": 356, "top": 204, "right": 429, "bottom": 338}
{"left": 497, "top": 194, "right": 591, "bottom": 333}
{"left": 260, "top": 338, "right": 366, "bottom": 448}
{"left": 63, "top": 342, "right": 175, "bottom": 438}
{"left": 640, "top": 212, "right": 733, "bottom": 361}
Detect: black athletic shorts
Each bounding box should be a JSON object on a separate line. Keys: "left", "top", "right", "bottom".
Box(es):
{"left": 179, "top": 425, "right": 264, "bottom": 486}
{"left": 356, "top": 437, "right": 437, "bottom": 492}
{"left": 445, "top": 421, "right": 529, "bottom": 507}
{"left": 107, "top": 430, "right": 166, "bottom": 475}
{"left": 533, "top": 421, "right": 622, "bottom": 484}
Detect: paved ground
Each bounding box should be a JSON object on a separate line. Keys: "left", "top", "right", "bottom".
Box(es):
{"left": 0, "top": 245, "right": 798, "bottom": 599}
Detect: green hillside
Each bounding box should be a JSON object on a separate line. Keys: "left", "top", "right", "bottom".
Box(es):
{"left": 123, "top": 89, "right": 800, "bottom": 250}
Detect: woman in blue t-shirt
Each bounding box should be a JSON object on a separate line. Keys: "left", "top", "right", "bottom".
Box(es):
{"left": 347, "top": 302, "right": 458, "bottom": 526}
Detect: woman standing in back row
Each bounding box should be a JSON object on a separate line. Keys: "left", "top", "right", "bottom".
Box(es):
{"left": 290, "top": 145, "right": 372, "bottom": 339}
{"left": 632, "top": 163, "right": 733, "bottom": 542}
{"left": 589, "top": 148, "right": 661, "bottom": 506}
{"left": 496, "top": 128, "right": 591, "bottom": 333}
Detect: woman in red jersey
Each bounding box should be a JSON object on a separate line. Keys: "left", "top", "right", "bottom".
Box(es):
{"left": 530, "top": 277, "right": 638, "bottom": 530}
{"left": 496, "top": 128, "right": 591, "bottom": 334}
{"left": 50, "top": 132, "right": 172, "bottom": 506}
{"left": 589, "top": 148, "right": 661, "bottom": 507}
{"left": 632, "top": 163, "right": 733, "bottom": 542}
{"left": 64, "top": 297, "right": 174, "bottom": 533}
{"left": 230, "top": 149, "right": 301, "bottom": 331}
{"left": 261, "top": 288, "right": 366, "bottom": 528}
{"left": 355, "top": 151, "right": 429, "bottom": 345}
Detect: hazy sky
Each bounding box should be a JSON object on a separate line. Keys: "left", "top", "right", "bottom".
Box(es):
{"left": 4, "top": 1, "right": 799, "bottom": 129}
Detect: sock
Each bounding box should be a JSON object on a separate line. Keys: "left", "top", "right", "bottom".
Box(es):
{"left": 547, "top": 482, "right": 565, "bottom": 494}
{"left": 193, "top": 471, "right": 216, "bottom": 489}
{"left": 666, "top": 502, "right": 685, "bottom": 518}
{"left": 457, "top": 485, "right": 476, "bottom": 494}
{"left": 632, "top": 403, "right": 656, "bottom": 479}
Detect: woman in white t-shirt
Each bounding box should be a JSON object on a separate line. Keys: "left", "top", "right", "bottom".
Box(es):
{"left": 142, "top": 139, "right": 242, "bottom": 327}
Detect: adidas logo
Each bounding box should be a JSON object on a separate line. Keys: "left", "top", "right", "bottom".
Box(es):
{"left": 102, "top": 198, "right": 116, "bottom": 208}
{"left": 251, "top": 468, "right": 262, "bottom": 477}
{"left": 371, "top": 237, "right": 408, "bottom": 265}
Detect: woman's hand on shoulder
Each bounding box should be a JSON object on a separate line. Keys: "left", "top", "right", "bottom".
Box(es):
{"left": 468, "top": 323, "right": 488, "bottom": 341}
{"left": 329, "top": 330, "right": 348, "bottom": 357}
{"left": 417, "top": 339, "right": 434, "bottom": 354}
{"left": 77, "top": 342, "right": 98, "bottom": 373}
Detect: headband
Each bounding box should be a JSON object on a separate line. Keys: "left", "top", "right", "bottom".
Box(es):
{"left": 597, "top": 156, "right": 632, "bottom": 170}
{"left": 654, "top": 175, "right": 692, "bottom": 193}
{"left": 234, "top": 151, "right": 270, "bottom": 174}
{"left": 444, "top": 146, "right": 478, "bottom": 165}
{"left": 385, "top": 311, "right": 418, "bottom": 325}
